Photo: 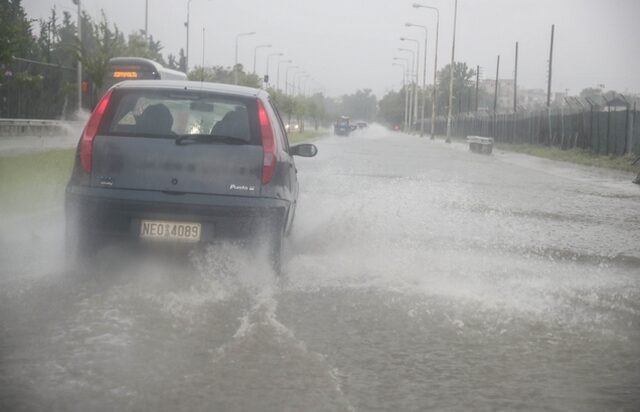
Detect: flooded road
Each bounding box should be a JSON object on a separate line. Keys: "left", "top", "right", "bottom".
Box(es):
{"left": 2, "top": 126, "right": 639, "bottom": 411}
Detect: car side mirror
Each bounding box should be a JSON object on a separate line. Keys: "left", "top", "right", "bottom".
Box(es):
{"left": 290, "top": 143, "right": 318, "bottom": 157}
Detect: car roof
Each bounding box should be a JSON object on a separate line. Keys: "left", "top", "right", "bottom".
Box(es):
{"left": 112, "top": 80, "right": 266, "bottom": 99}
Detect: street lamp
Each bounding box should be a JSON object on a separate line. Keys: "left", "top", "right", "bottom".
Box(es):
{"left": 277, "top": 59, "right": 292, "bottom": 91}
{"left": 413, "top": 3, "right": 440, "bottom": 139}
{"left": 144, "top": 0, "right": 148, "bottom": 38}
{"left": 446, "top": 0, "right": 459, "bottom": 142}
{"left": 284, "top": 65, "right": 299, "bottom": 95}
{"left": 185, "top": 0, "right": 211, "bottom": 74}
{"left": 397, "top": 47, "right": 415, "bottom": 130}
{"left": 401, "top": 37, "right": 420, "bottom": 134}
{"left": 393, "top": 57, "right": 411, "bottom": 131}
{"left": 293, "top": 71, "right": 306, "bottom": 96}
{"left": 300, "top": 75, "right": 311, "bottom": 97}
{"left": 71, "top": 0, "right": 82, "bottom": 111}
{"left": 406, "top": 23, "right": 428, "bottom": 137}
{"left": 253, "top": 44, "right": 271, "bottom": 74}
{"left": 234, "top": 31, "right": 256, "bottom": 84}
{"left": 393, "top": 62, "right": 409, "bottom": 131}
{"left": 265, "top": 52, "right": 283, "bottom": 85}
{"left": 419, "top": 0, "right": 458, "bottom": 142}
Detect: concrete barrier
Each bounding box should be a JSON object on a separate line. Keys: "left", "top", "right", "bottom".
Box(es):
{"left": 467, "top": 136, "right": 494, "bottom": 155}
{"left": 0, "top": 118, "right": 70, "bottom": 137}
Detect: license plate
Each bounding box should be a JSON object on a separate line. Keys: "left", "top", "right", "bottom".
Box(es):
{"left": 140, "top": 220, "right": 201, "bottom": 242}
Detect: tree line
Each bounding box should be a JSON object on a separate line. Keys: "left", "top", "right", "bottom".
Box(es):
{"left": 1, "top": 0, "right": 379, "bottom": 123}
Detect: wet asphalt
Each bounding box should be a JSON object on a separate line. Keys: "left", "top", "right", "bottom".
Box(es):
{"left": 1, "top": 125, "right": 639, "bottom": 411}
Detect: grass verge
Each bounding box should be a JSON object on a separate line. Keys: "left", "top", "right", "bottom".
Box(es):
{"left": 495, "top": 143, "right": 639, "bottom": 173}
{"left": 288, "top": 129, "right": 328, "bottom": 144}
{"left": 0, "top": 149, "right": 75, "bottom": 214}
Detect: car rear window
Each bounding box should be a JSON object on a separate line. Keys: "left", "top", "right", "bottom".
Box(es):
{"left": 101, "top": 88, "right": 259, "bottom": 144}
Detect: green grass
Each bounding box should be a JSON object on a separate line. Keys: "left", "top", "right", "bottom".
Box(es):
{"left": 0, "top": 149, "right": 75, "bottom": 214}
{"left": 495, "top": 143, "right": 639, "bottom": 173}
{"left": 288, "top": 129, "right": 328, "bottom": 144}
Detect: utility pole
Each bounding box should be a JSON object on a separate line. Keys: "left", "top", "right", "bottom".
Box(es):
{"left": 72, "top": 0, "right": 82, "bottom": 111}
{"left": 420, "top": 30, "right": 428, "bottom": 137}
{"left": 144, "top": 0, "right": 148, "bottom": 38}
{"left": 493, "top": 55, "right": 500, "bottom": 113}
{"left": 404, "top": 70, "right": 410, "bottom": 131}
{"left": 546, "top": 24, "right": 554, "bottom": 107}
{"left": 475, "top": 65, "right": 479, "bottom": 112}
{"left": 445, "top": 0, "right": 458, "bottom": 143}
{"left": 513, "top": 41, "right": 518, "bottom": 113}
{"left": 201, "top": 27, "right": 205, "bottom": 79}
{"left": 185, "top": 0, "right": 191, "bottom": 73}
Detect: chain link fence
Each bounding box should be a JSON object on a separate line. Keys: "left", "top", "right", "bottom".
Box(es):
{"left": 419, "top": 105, "right": 640, "bottom": 157}
{"left": 0, "top": 58, "right": 78, "bottom": 120}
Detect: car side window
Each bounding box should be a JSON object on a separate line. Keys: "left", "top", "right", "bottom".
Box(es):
{"left": 268, "top": 98, "right": 291, "bottom": 154}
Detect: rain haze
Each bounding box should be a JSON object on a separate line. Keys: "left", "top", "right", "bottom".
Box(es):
{"left": 22, "top": 0, "right": 640, "bottom": 96}
{"left": 2, "top": 0, "right": 640, "bottom": 411}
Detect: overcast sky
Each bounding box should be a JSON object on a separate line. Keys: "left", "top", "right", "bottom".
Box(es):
{"left": 23, "top": 0, "right": 640, "bottom": 98}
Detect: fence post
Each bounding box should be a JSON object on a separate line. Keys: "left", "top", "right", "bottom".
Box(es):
{"left": 625, "top": 102, "right": 631, "bottom": 155}
{"left": 633, "top": 103, "right": 637, "bottom": 155}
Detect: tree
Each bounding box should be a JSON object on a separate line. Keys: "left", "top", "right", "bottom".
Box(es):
{"left": 436, "top": 62, "right": 476, "bottom": 115}
{"left": 188, "top": 64, "right": 261, "bottom": 87}
{"left": 306, "top": 93, "right": 327, "bottom": 130}
{"left": 125, "top": 31, "right": 165, "bottom": 65}
{"left": 378, "top": 87, "right": 407, "bottom": 127}
{"left": 340, "top": 89, "right": 377, "bottom": 121}
{"left": 76, "top": 11, "right": 125, "bottom": 107}
{"left": 0, "top": 0, "right": 35, "bottom": 67}
{"left": 177, "top": 48, "right": 187, "bottom": 73}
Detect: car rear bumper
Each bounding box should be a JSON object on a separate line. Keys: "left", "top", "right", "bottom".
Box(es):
{"left": 65, "top": 185, "right": 289, "bottom": 243}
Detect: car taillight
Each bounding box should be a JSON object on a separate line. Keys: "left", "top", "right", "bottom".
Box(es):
{"left": 79, "top": 89, "right": 113, "bottom": 173}
{"left": 257, "top": 100, "right": 277, "bottom": 184}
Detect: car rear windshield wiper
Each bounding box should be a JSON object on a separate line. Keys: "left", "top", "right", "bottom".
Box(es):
{"left": 175, "top": 134, "right": 249, "bottom": 146}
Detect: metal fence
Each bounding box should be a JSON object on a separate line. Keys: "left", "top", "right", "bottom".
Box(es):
{"left": 419, "top": 105, "right": 640, "bottom": 157}
{"left": 0, "top": 57, "right": 78, "bottom": 120}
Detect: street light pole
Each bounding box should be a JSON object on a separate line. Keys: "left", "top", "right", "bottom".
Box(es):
{"left": 185, "top": 0, "right": 212, "bottom": 74}
{"left": 400, "top": 38, "right": 420, "bottom": 133}
{"left": 301, "top": 76, "right": 312, "bottom": 97}
{"left": 185, "top": 0, "right": 191, "bottom": 73}
{"left": 284, "top": 65, "right": 298, "bottom": 95}
{"left": 253, "top": 44, "right": 271, "bottom": 74}
{"left": 407, "top": 23, "right": 428, "bottom": 137}
{"left": 394, "top": 57, "right": 410, "bottom": 130}
{"left": 277, "top": 59, "right": 292, "bottom": 91}
{"left": 72, "top": 0, "right": 82, "bottom": 111}
{"left": 413, "top": 4, "right": 440, "bottom": 140}
{"left": 234, "top": 31, "right": 256, "bottom": 84}
{"left": 293, "top": 72, "right": 306, "bottom": 96}
{"left": 393, "top": 62, "right": 409, "bottom": 130}
{"left": 265, "top": 52, "right": 283, "bottom": 86}
{"left": 446, "top": 0, "right": 458, "bottom": 142}
{"left": 144, "top": 0, "right": 148, "bottom": 38}
{"left": 396, "top": 51, "right": 414, "bottom": 131}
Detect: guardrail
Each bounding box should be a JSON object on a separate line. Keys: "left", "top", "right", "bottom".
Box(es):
{"left": 0, "top": 118, "right": 76, "bottom": 137}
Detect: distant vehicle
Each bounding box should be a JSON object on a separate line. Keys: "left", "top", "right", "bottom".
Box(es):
{"left": 356, "top": 121, "right": 368, "bottom": 129}
{"left": 97, "top": 57, "right": 187, "bottom": 99}
{"left": 66, "top": 80, "right": 318, "bottom": 273}
{"left": 334, "top": 116, "right": 351, "bottom": 136}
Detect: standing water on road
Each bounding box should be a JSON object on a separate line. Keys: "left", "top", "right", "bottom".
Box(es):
{"left": 1, "top": 125, "right": 639, "bottom": 411}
